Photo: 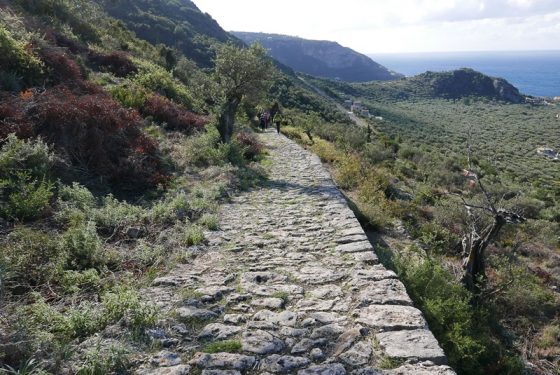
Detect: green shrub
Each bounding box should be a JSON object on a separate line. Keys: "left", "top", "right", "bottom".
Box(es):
{"left": 0, "top": 27, "right": 43, "bottom": 88}
{"left": 536, "top": 323, "right": 560, "bottom": 350}
{"left": 0, "top": 135, "right": 56, "bottom": 221}
{"left": 92, "top": 195, "right": 145, "bottom": 233}
{"left": 58, "top": 182, "right": 96, "bottom": 211}
{"left": 280, "top": 126, "right": 306, "bottom": 145}
{"left": 182, "top": 225, "right": 204, "bottom": 246}
{"left": 1, "top": 228, "right": 64, "bottom": 293}
{"left": 335, "top": 154, "right": 362, "bottom": 190}
{"left": 62, "top": 221, "right": 103, "bottom": 270}
{"left": 417, "top": 222, "right": 457, "bottom": 255}
{"left": 107, "top": 82, "right": 148, "bottom": 109}
{"left": 357, "top": 169, "right": 390, "bottom": 205}
{"left": 199, "top": 213, "right": 219, "bottom": 230}
{"left": 2, "top": 175, "right": 54, "bottom": 221}
{"left": 151, "top": 191, "right": 190, "bottom": 224}
{"left": 101, "top": 285, "right": 156, "bottom": 332}
{"left": 310, "top": 138, "right": 342, "bottom": 163}
{"left": 76, "top": 343, "right": 129, "bottom": 375}
{"left": 177, "top": 126, "right": 223, "bottom": 167}
{"left": 134, "top": 61, "right": 192, "bottom": 106}
{"left": 59, "top": 269, "right": 101, "bottom": 294}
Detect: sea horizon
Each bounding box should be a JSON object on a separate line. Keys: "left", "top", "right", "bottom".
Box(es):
{"left": 369, "top": 50, "right": 560, "bottom": 98}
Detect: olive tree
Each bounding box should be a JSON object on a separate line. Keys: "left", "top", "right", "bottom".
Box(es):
{"left": 213, "top": 43, "right": 275, "bottom": 142}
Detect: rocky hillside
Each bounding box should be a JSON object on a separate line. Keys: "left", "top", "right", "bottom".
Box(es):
{"left": 233, "top": 32, "right": 403, "bottom": 82}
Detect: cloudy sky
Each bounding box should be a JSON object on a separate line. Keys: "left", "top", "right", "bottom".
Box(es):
{"left": 193, "top": 0, "right": 560, "bottom": 54}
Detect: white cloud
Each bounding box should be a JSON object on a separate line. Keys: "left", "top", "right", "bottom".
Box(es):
{"left": 192, "top": 0, "right": 560, "bottom": 53}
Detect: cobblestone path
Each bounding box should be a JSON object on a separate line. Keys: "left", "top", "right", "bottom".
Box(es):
{"left": 138, "top": 130, "right": 455, "bottom": 375}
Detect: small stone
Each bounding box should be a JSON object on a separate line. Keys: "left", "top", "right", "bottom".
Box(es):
{"left": 291, "top": 338, "right": 327, "bottom": 354}
{"left": 296, "top": 299, "right": 336, "bottom": 311}
{"left": 152, "top": 277, "right": 182, "bottom": 287}
{"left": 279, "top": 327, "right": 309, "bottom": 337}
{"left": 171, "top": 324, "right": 188, "bottom": 336}
{"left": 251, "top": 297, "right": 284, "bottom": 309}
{"left": 339, "top": 341, "right": 372, "bottom": 367}
{"left": 198, "top": 323, "right": 242, "bottom": 340}
{"left": 189, "top": 353, "right": 256, "bottom": 370}
{"left": 126, "top": 226, "right": 142, "bottom": 238}
{"left": 151, "top": 351, "right": 182, "bottom": 367}
{"left": 241, "top": 330, "right": 284, "bottom": 354}
{"left": 333, "top": 327, "right": 367, "bottom": 356}
{"left": 310, "top": 348, "right": 324, "bottom": 361}
{"left": 302, "top": 318, "right": 317, "bottom": 327}
{"left": 223, "top": 314, "right": 246, "bottom": 324}
{"left": 246, "top": 321, "right": 276, "bottom": 330}
{"left": 310, "top": 324, "right": 345, "bottom": 338}
{"left": 137, "top": 365, "right": 191, "bottom": 375}
{"left": 226, "top": 293, "right": 252, "bottom": 304}
{"left": 351, "top": 368, "right": 382, "bottom": 375}
{"left": 351, "top": 252, "right": 378, "bottom": 264}
{"left": 308, "top": 285, "right": 343, "bottom": 299}
{"left": 177, "top": 306, "right": 218, "bottom": 321}
{"left": 297, "top": 363, "right": 347, "bottom": 375}
{"left": 259, "top": 355, "right": 310, "bottom": 373}
{"left": 146, "top": 328, "right": 167, "bottom": 340}
{"left": 202, "top": 370, "right": 241, "bottom": 375}
{"left": 309, "top": 312, "right": 342, "bottom": 324}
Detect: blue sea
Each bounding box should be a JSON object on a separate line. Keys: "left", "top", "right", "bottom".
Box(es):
{"left": 369, "top": 50, "right": 560, "bottom": 98}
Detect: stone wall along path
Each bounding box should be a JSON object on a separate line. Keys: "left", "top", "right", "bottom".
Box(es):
{"left": 139, "top": 130, "right": 456, "bottom": 375}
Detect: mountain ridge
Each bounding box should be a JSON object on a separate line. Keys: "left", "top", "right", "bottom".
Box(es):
{"left": 233, "top": 31, "right": 403, "bottom": 82}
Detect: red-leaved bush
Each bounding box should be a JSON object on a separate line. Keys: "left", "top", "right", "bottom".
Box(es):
{"left": 88, "top": 51, "right": 138, "bottom": 77}
{"left": 236, "top": 132, "right": 264, "bottom": 161}
{"left": 0, "top": 94, "right": 34, "bottom": 140}
{"left": 38, "top": 47, "right": 83, "bottom": 84}
{"left": 141, "top": 95, "right": 207, "bottom": 134}
{"left": 1, "top": 86, "right": 169, "bottom": 191}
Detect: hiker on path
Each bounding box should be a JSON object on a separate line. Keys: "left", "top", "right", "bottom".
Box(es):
{"left": 259, "top": 112, "right": 268, "bottom": 131}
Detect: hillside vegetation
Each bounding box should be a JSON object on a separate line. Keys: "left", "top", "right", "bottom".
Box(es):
{"left": 284, "top": 72, "right": 560, "bottom": 374}
{"left": 100, "top": 0, "right": 240, "bottom": 67}
{"left": 0, "top": 0, "right": 349, "bottom": 373}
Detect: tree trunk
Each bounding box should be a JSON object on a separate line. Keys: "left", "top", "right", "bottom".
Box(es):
{"left": 462, "top": 215, "right": 506, "bottom": 293}
{"left": 218, "top": 96, "right": 241, "bottom": 143}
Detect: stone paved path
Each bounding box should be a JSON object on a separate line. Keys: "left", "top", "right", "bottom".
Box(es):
{"left": 138, "top": 130, "right": 456, "bottom": 375}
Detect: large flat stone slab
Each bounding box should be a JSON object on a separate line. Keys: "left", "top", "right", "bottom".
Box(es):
{"left": 189, "top": 353, "right": 256, "bottom": 370}
{"left": 355, "top": 279, "right": 413, "bottom": 306}
{"left": 376, "top": 329, "right": 448, "bottom": 365}
{"left": 355, "top": 305, "right": 426, "bottom": 330}
{"left": 382, "top": 362, "right": 456, "bottom": 374}
{"left": 335, "top": 241, "right": 374, "bottom": 253}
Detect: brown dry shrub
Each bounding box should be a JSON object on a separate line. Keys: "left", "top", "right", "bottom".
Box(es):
{"left": 142, "top": 95, "right": 207, "bottom": 134}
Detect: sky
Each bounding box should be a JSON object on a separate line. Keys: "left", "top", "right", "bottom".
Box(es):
{"left": 193, "top": 0, "right": 560, "bottom": 54}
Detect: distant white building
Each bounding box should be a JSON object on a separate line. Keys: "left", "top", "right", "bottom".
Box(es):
{"left": 537, "top": 146, "right": 560, "bottom": 161}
